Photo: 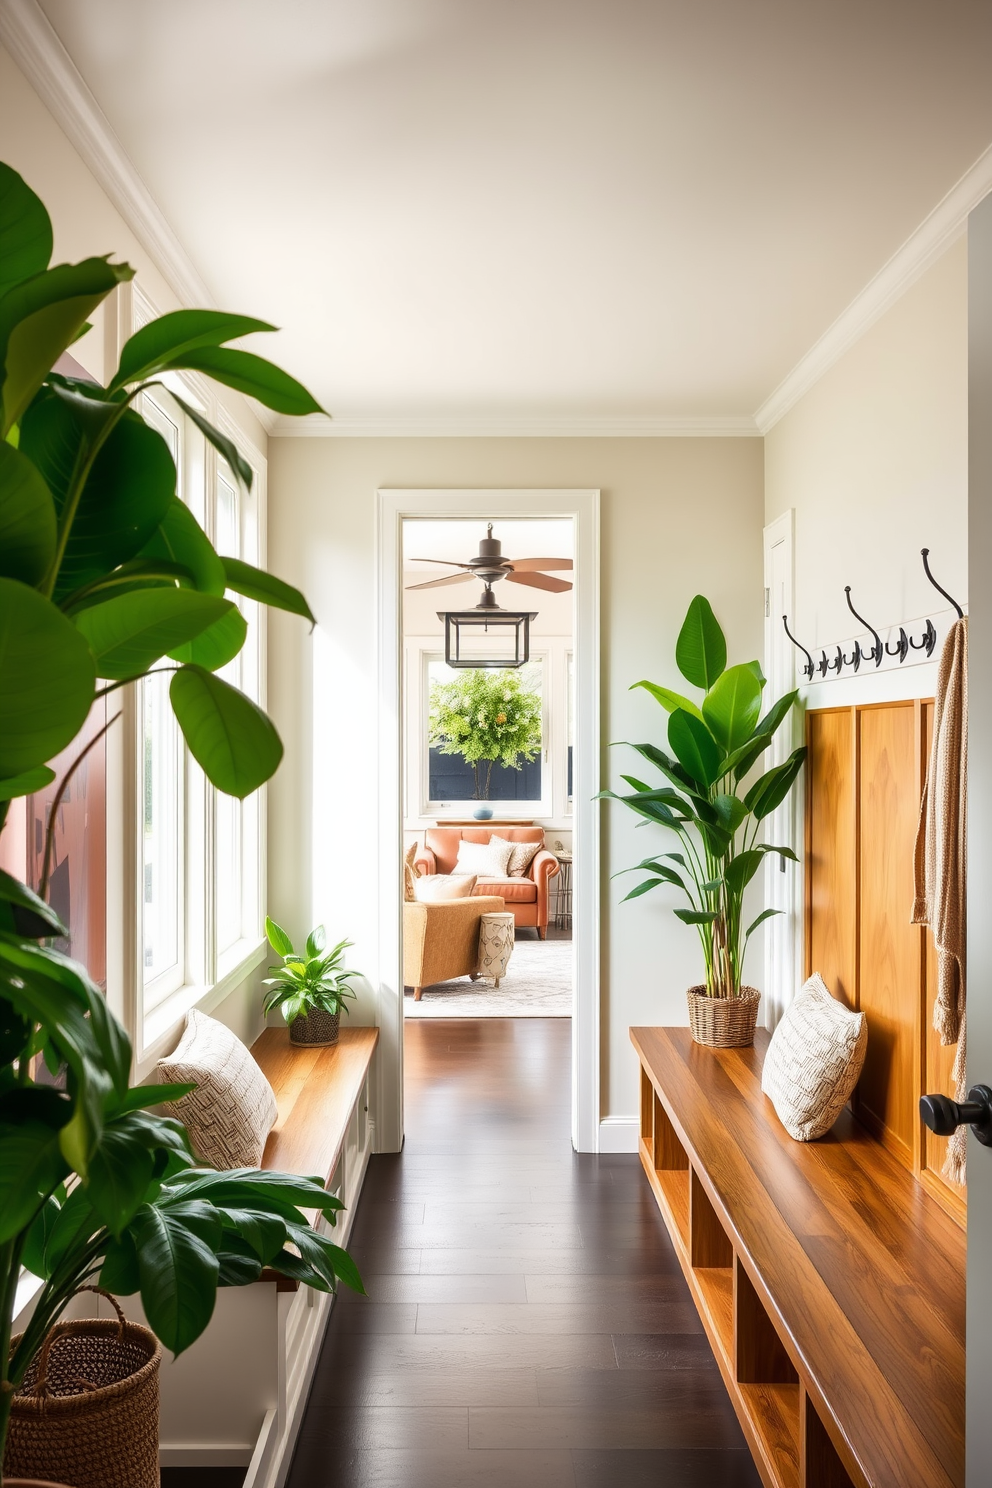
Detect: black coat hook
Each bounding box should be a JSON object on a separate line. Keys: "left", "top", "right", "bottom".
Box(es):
{"left": 908, "top": 617, "right": 937, "bottom": 656}
{"left": 782, "top": 615, "right": 814, "bottom": 680}
{"left": 844, "top": 586, "right": 882, "bottom": 668}
{"left": 921, "top": 548, "right": 963, "bottom": 619}
{"left": 885, "top": 627, "right": 909, "bottom": 663}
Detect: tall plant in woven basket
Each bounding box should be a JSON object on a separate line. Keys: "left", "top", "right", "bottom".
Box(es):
{"left": 601, "top": 595, "right": 806, "bottom": 1047}
{"left": 0, "top": 160, "right": 365, "bottom": 1487}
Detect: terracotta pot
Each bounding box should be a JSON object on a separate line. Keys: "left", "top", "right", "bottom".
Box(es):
{"left": 686, "top": 985, "right": 761, "bottom": 1048}
{"left": 289, "top": 1008, "right": 340, "bottom": 1046}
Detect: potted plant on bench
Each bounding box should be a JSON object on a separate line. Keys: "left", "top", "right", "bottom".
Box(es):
{"left": 0, "top": 159, "right": 362, "bottom": 1488}
{"left": 264, "top": 919, "right": 362, "bottom": 1045}
{"left": 602, "top": 595, "right": 806, "bottom": 1048}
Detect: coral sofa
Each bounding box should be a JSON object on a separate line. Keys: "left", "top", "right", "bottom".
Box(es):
{"left": 415, "top": 826, "right": 559, "bottom": 938}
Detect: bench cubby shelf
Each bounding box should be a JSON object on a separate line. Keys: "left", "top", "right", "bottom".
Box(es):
{"left": 632, "top": 1026, "right": 964, "bottom": 1488}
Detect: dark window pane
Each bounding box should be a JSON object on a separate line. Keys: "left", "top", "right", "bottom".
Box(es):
{"left": 429, "top": 748, "right": 542, "bottom": 803}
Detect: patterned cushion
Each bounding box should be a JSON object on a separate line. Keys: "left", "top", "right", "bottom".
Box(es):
{"left": 158, "top": 1008, "right": 278, "bottom": 1168}
{"left": 491, "top": 835, "right": 541, "bottom": 877}
{"left": 404, "top": 841, "right": 422, "bottom": 902}
{"left": 761, "top": 974, "right": 868, "bottom": 1141}
{"left": 413, "top": 873, "right": 478, "bottom": 902}
{"left": 453, "top": 837, "right": 515, "bottom": 877}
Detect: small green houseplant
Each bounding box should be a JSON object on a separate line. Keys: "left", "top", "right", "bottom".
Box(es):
{"left": 428, "top": 667, "right": 542, "bottom": 802}
{"left": 602, "top": 595, "right": 805, "bottom": 1046}
{"left": 263, "top": 920, "right": 362, "bottom": 1047}
{"left": 0, "top": 160, "right": 361, "bottom": 1485}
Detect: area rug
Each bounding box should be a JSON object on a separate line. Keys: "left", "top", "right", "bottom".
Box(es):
{"left": 404, "top": 937, "right": 572, "bottom": 1018}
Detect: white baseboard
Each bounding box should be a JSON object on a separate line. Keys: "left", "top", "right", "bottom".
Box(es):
{"left": 598, "top": 1116, "right": 639, "bottom": 1153}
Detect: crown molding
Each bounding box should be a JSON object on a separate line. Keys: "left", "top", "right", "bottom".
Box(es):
{"left": 755, "top": 140, "right": 992, "bottom": 433}
{"left": 268, "top": 412, "right": 761, "bottom": 438}
{"left": 0, "top": 0, "right": 214, "bottom": 309}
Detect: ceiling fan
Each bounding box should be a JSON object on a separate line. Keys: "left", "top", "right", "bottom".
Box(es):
{"left": 406, "top": 524, "right": 573, "bottom": 598}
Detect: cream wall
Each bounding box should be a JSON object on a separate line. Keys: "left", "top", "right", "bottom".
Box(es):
{"left": 765, "top": 236, "right": 968, "bottom": 710}
{"left": 266, "top": 437, "right": 765, "bottom": 1124}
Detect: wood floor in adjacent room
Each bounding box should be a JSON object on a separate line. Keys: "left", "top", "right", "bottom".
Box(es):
{"left": 282, "top": 1017, "right": 760, "bottom": 1488}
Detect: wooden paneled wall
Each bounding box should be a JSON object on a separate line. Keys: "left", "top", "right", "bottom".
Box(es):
{"left": 805, "top": 701, "right": 964, "bottom": 1222}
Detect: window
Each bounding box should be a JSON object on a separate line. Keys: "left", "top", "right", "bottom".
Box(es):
{"left": 424, "top": 656, "right": 546, "bottom": 810}
{"left": 130, "top": 352, "right": 266, "bottom": 1050}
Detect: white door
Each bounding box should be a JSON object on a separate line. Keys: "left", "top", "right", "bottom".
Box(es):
{"left": 762, "top": 511, "right": 802, "bottom": 1028}
{"left": 967, "top": 193, "right": 992, "bottom": 1484}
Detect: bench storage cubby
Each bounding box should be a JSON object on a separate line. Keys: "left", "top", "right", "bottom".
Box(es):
{"left": 631, "top": 1025, "right": 964, "bottom": 1488}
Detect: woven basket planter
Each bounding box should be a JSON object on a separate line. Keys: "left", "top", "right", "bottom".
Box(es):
{"left": 687, "top": 985, "right": 761, "bottom": 1048}
{"left": 4, "top": 1290, "right": 161, "bottom": 1488}
{"left": 289, "top": 1008, "right": 340, "bottom": 1046}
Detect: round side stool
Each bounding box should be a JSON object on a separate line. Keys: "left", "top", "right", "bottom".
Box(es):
{"left": 477, "top": 912, "right": 515, "bottom": 987}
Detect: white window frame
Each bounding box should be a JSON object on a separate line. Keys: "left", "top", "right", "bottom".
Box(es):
{"left": 419, "top": 648, "right": 551, "bottom": 817}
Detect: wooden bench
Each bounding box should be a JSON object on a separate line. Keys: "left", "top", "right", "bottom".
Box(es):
{"left": 631, "top": 1026, "right": 964, "bottom": 1488}
{"left": 155, "top": 1025, "right": 379, "bottom": 1487}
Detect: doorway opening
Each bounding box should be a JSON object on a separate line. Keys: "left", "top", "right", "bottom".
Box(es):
{"left": 374, "top": 489, "right": 600, "bottom": 1154}
{"left": 402, "top": 515, "right": 574, "bottom": 1022}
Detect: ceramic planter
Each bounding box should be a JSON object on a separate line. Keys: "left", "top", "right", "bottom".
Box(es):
{"left": 289, "top": 1008, "right": 340, "bottom": 1046}
{"left": 686, "top": 986, "right": 761, "bottom": 1048}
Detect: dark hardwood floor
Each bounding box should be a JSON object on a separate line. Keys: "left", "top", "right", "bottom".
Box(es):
{"left": 281, "top": 1017, "right": 759, "bottom": 1488}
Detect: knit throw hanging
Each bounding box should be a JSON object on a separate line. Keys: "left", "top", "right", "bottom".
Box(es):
{"left": 912, "top": 617, "right": 968, "bottom": 1185}
{"left": 4, "top": 1287, "right": 161, "bottom": 1488}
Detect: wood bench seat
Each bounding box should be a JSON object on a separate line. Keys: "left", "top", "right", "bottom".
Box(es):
{"left": 631, "top": 1026, "right": 965, "bottom": 1488}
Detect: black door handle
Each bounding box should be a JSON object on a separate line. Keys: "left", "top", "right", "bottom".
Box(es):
{"left": 920, "top": 1084, "right": 992, "bottom": 1147}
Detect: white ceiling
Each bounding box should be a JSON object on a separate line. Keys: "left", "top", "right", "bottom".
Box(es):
{"left": 35, "top": 0, "right": 992, "bottom": 423}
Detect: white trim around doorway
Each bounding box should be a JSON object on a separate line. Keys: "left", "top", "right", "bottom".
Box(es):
{"left": 375, "top": 489, "right": 601, "bottom": 1153}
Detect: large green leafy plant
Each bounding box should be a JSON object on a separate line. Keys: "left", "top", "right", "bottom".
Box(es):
{"left": 602, "top": 596, "right": 805, "bottom": 999}
{"left": 0, "top": 161, "right": 361, "bottom": 1476}
{"left": 428, "top": 667, "right": 541, "bottom": 799}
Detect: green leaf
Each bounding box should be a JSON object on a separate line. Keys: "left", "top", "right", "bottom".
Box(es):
{"left": 170, "top": 665, "right": 283, "bottom": 797}
{"left": 168, "top": 603, "right": 247, "bottom": 671}
{"left": 0, "top": 765, "right": 56, "bottom": 802}
{"left": 0, "top": 867, "right": 67, "bottom": 937}
{"left": 724, "top": 850, "right": 763, "bottom": 894}
{"left": 111, "top": 310, "right": 277, "bottom": 389}
{"left": 88, "top": 1124, "right": 155, "bottom": 1235}
{"left": 0, "top": 579, "right": 96, "bottom": 777}
{"left": 21, "top": 1194, "right": 60, "bottom": 1278}
{"left": 712, "top": 794, "right": 747, "bottom": 836}
{"left": 0, "top": 440, "right": 57, "bottom": 583}
{"left": 165, "top": 347, "right": 323, "bottom": 416}
{"left": 131, "top": 1201, "right": 221, "bottom": 1355}
{"left": 673, "top": 908, "right": 717, "bottom": 925}
{"left": 222, "top": 557, "right": 316, "bottom": 626}
{"left": 0, "top": 256, "right": 134, "bottom": 435}
{"left": 170, "top": 395, "right": 254, "bottom": 488}
{"left": 755, "top": 843, "right": 799, "bottom": 863}
{"left": 0, "top": 1121, "right": 69, "bottom": 1243}
{"left": 0, "top": 163, "right": 53, "bottom": 299}
{"left": 668, "top": 709, "right": 723, "bottom": 789}
{"left": 75, "top": 588, "right": 238, "bottom": 680}
{"left": 322, "top": 1240, "right": 365, "bottom": 1295}
{"left": 621, "top": 877, "right": 669, "bottom": 901}
{"left": 702, "top": 664, "right": 763, "bottom": 753}
{"left": 20, "top": 388, "right": 177, "bottom": 599}
{"left": 305, "top": 925, "right": 326, "bottom": 960}
{"left": 755, "top": 689, "right": 798, "bottom": 740}
{"left": 675, "top": 595, "right": 726, "bottom": 691}
{"left": 745, "top": 907, "right": 783, "bottom": 940}
{"left": 743, "top": 747, "right": 807, "bottom": 821}
{"left": 630, "top": 680, "right": 703, "bottom": 722}
{"left": 140, "top": 497, "right": 226, "bottom": 596}
{"left": 728, "top": 690, "right": 800, "bottom": 782}
{"left": 100, "top": 1231, "right": 141, "bottom": 1294}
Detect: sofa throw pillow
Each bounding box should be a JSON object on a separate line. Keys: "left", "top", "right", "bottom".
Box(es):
{"left": 413, "top": 873, "right": 478, "bottom": 902}
{"left": 491, "top": 834, "right": 541, "bottom": 877}
{"left": 454, "top": 837, "right": 515, "bottom": 878}
{"left": 404, "top": 841, "right": 422, "bottom": 902}
{"left": 761, "top": 973, "right": 868, "bottom": 1141}
{"left": 158, "top": 1008, "right": 279, "bottom": 1168}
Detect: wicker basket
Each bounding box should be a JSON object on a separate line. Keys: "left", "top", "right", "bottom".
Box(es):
{"left": 686, "top": 985, "right": 761, "bottom": 1048}
{"left": 289, "top": 1008, "right": 340, "bottom": 1045}
{"left": 4, "top": 1288, "right": 161, "bottom": 1488}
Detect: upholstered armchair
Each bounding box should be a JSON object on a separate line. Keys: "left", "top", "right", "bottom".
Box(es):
{"left": 403, "top": 895, "right": 506, "bottom": 1001}
{"left": 415, "top": 826, "right": 559, "bottom": 937}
